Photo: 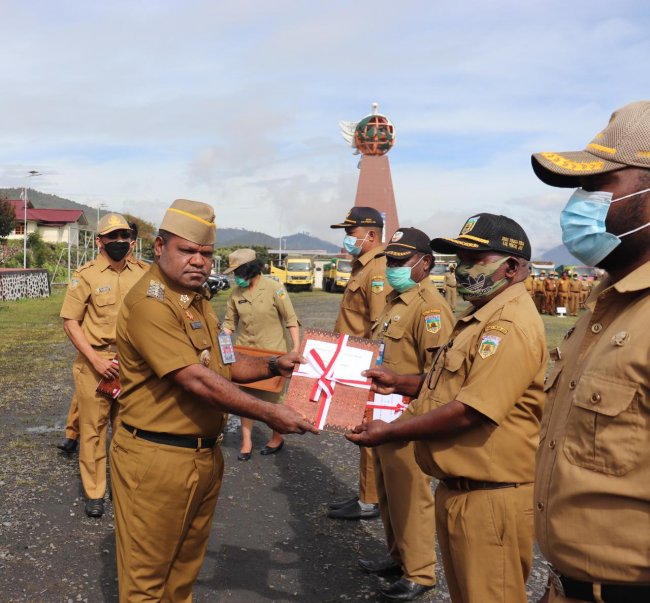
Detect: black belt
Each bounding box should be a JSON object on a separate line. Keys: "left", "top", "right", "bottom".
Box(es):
{"left": 122, "top": 423, "right": 217, "bottom": 449}
{"left": 441, "top": 478, "right": 526, "bottom": 491}
{"left": 558, "top": 573, "right": 650, "bottom": 603}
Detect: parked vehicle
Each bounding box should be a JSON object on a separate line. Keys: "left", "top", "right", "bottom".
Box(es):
{"left": 205, "top": 273, "right": 230, "bottom": 296}
{"left": 269, "top": 256, "right": 314, "bottom": 291}
{"left": 323, "top": 257, "right": 352, "bottom": 292}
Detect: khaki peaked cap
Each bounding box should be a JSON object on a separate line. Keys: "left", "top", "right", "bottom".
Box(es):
{"left": 159, "top": 199, "right": 216, "bottom": 245}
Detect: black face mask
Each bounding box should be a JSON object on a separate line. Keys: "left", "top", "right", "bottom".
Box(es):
{"left": 104, "top": 241, "right": 131, "bottom": 261}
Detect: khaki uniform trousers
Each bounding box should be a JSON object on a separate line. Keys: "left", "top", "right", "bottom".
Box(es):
{"left": 359, "top": 446, "right": 379, "bottom": 504}
{"left": 63, "top": 393, "right": 79, "bottom": 440}
{"left": 544, "top": 293, "right": 557, "bottom": 315}
{"left": 435, "top": 482, "right": 534, "bottom": 603}
{"left": 557, "top": 293, "right": 569, "bottom": 310}
{"left": 568, "top": 292, "right": 580, "bottom": 316}
{"left": 534, "top": 292, "right": 545, "bottom": 313}
{"left": 110, "top": 426, "right": 224, "bottom": 603}
{"left": 73, "top": 351, "right": 115, "bottom": 499}
{"left": 375, "top": 442, "right": 436, "bottom": 585}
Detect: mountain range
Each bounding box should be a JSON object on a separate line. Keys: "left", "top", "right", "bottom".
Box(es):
{"left": 3, "top": 188, "right": 578, "bottom": 261}
{"left": 1, "top": 188, "right": 341, "bottom": 253}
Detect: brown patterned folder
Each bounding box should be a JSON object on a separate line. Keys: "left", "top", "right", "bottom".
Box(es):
{"left": 284, "top": 327, "right": 382, "bottom": 434}
{"left": 232, "top": 345, "right": 286, "bottom": 393}
{"left": 96, "top": 356, "right": 121, "bottom": 400}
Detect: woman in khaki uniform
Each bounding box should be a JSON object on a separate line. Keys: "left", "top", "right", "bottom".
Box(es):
{"left": 222, "top": 249, "right": 300, "bottom": 460}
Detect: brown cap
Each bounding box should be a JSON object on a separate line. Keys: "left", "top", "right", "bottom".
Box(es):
{"left": 532, "top": 101, "right": 650, "bottom": 187}
{"left": 223, "top": 248, "right": 256, "bottom": 274}
{"left": 330, "top": 206, "right": 384, "bottom": 229}
{"left": 159, "top": 199, "right": 216, "bottom": 245}
{"left": 97, "top": 213, "right": 130, "bottom": 235}
{"left": 431, "top": 213, "right": 531, "bottom": 260}
{"left": 378, "top": 227, "right": 431, "bottom": 259}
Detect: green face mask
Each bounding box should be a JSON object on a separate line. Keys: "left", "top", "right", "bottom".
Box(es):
{"left": 234, "top": 275, "right": 250, "bottom": 288}
{"left": 455, "top": 256, "right": 510, "bottom": 300}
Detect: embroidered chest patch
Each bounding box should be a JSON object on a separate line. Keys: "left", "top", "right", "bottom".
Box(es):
{"left": 478, "top": 334, "right": 501, "bottom": 359}
{"left": 424, "top": 312, "right": 441, "bottom": 334}
{"left": 371, "top": 276, "right": 384, "bottom": 294}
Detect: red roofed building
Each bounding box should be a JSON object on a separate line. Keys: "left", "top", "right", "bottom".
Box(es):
{"left": 7, "top": 200, "right": 88, "bottom": 244}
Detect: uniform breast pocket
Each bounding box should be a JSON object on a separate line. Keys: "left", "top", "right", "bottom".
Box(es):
{"left": 563, "top": 374, "right": 642, "bottom": 476}
{"left": 383, "top": 322, "right": 405, "bottom": 344}
{"left": 93, "top": 292, "right": 117, "bottom": 322}
{"left": 539, "top": 365, "right": 563, "bottom": 441}
{"left": 426, "top": 347, "right": 466, "bottom": 403}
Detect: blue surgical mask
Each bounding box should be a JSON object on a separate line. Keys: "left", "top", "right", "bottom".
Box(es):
{"left": 560, "top": 187, "right": 650, "bottom": 266}
{"left": 235, "top": 276, "right": 250, "bottom": 288}
{"left": 385, "top": 256, "right": 424, "bottom": 293}
{"left": 343, "top": 233, "right": 367, "bottom": 256}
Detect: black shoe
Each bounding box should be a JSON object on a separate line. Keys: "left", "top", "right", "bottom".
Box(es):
{"left": 84, "top": 498, "right": 104, "bottom": 518}
{"left": 379, "top": 578, "right": 435, "bottom": 601}
{"left": 358, "top": 556, "right": 401, "bottom": 577}
{"left": 328, "top": 495, "right": 359, "bottom": 510}
{"left": 327, "top": 501, "right": 379, "bottom": 520}
{"left": 57, "top": 438, "right": 78, "bottom": 453}
{"left": 260, "top": 440, "right": 284, "bottom": 456}
{"left": 237, "top": 451, "right": 252, "bottom": 461}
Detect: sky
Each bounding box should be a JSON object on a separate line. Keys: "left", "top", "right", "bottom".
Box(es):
{"left": 1, "top": 0, "right": 649, "bottom": 254}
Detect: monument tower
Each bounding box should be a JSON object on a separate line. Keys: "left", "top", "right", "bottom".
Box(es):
{"left": 340, "top": 103, "right": 399, "bottom": 241}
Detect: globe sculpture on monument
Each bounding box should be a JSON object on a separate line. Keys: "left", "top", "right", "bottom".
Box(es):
{"left": 339, "top": 103, "right": 399, "bottom": 241}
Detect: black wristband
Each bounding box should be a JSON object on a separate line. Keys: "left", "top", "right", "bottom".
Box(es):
{"left": 268, "top": 355, "right": 281, "bottom": 377}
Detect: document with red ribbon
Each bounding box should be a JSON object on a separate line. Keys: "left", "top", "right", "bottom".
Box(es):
{"left": 284, "top": 328, "right": 382, "bottom": 433}
{"left": 367, "top": 393, "right": 410, "bottom": 423}
{"left": 96, "top": 356, "right": 121, "bottom": 400}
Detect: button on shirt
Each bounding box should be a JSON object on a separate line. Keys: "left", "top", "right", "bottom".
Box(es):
{"left": 404, "top": 283, "right": 547, "bottom": 483}
{"left": 334, "top": 248, "right": 391, "bottom": 338}
{"left": 116, "top": 263, "right": 230, "bottom": 438}
{"left": 535, "top": 261, "right": 650, "bottom": 584}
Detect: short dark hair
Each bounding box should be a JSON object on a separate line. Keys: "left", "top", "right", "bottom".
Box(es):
{"left": 129, "top": 222, "right": 138, "bottom": 241}
{"left": 234, "top": 259, "right": 264, "bottom": 280}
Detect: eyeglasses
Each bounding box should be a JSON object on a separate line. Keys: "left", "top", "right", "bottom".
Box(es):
{"left": 100, "top": 230, "right": 132, "bottom": 240}
{"left": 426, "top": 339, "right": 454, "bottom": 391}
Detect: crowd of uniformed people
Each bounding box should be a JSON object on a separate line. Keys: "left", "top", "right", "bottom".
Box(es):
{"left": 55, "top": 100, "right": 649, "bottom": 603}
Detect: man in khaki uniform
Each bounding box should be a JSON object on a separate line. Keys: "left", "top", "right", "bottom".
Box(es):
{"left": 57, "top": 227, "right": 142, "bottom": 454}
{"left": 567, "top": 273, "right": 582, "bottom": 316}
{"left": 444, "top": 263, "right": 457, "bottom": 311}
{"left": 532, "top": 101, "right": 650, "bottom": 603}
{"left": 327, "top": 206, "right": 391, "bottom": 520}
{"left": 579, "top": 277, "right": 590, "bottom": 308}
{"left": 359, "top": 228, "right": 454, "bottom": 601}
{"left": 544, "top": 271, "right": 558, "bottom": 314}
{"left": 59, "top": 213, "right": 148, "bottom": 517}
{"left": 348, "top": 213, "right": 547, "bottom": 603}
{"left": 111, "top": 199, "right": 315, "bottom": 602}
{"left": 524, "top": 267, "right": 534, "bottom": 299}
{"left": 556, "top": 271, "right": 570, "bottom": 310}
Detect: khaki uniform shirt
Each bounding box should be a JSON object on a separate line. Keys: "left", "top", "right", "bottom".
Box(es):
{"left": 534, "top": 278, "right": 545, "bottom": 294}
{"left": 405, "top": 283, "right": 547, "bottom": 483}
{"left": 334, "top": 248, "right": 391, "bottom": 338}
{"left": 222, "top": 276, "right": 299, "bottom": 352}
{"left": 544, "top": 278, "right": 557, "bottom": 294}
{"left": 569, "top": 280, "right": 582, "bottom": 294}
{"left": 60, "top": 254, "right": 149, "bottom": 347}
{"left": 372, "top": 279, "right": 454, "bottom": 375}
{"left": 524, "top": 275, "right": 534, "bottom": 295}
{"left": 557, "top": 278, "right": 570, "bottom": 295}
{"left": 115, "top": 263, "right": 231, "bottom": 437}
{"left": 535, "top": 262, "right": 650, "bottom": 584}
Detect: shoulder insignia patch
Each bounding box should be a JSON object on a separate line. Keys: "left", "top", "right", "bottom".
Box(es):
{"left": 179, "top": 294, "right": 190, "bottom": 304}
{"left": 478, "top": 334, "right": 501, "bottom": 359}
{"left": 371, "top": 276, "right": 384, "bottom": 294}
{"left": 146, "top": 279, "right": 165, "bottom": 300}
{"left": 276, "top": 288, "right": 286, "bottom": 299}
{"left": 424, "top": 312, "right": 441, "bottom": 334}
{"left": 484, "top": 324, "right": 508, "bottom": 335}
{"left": 70, "top": 278, "right": 80, "bottom": 290}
